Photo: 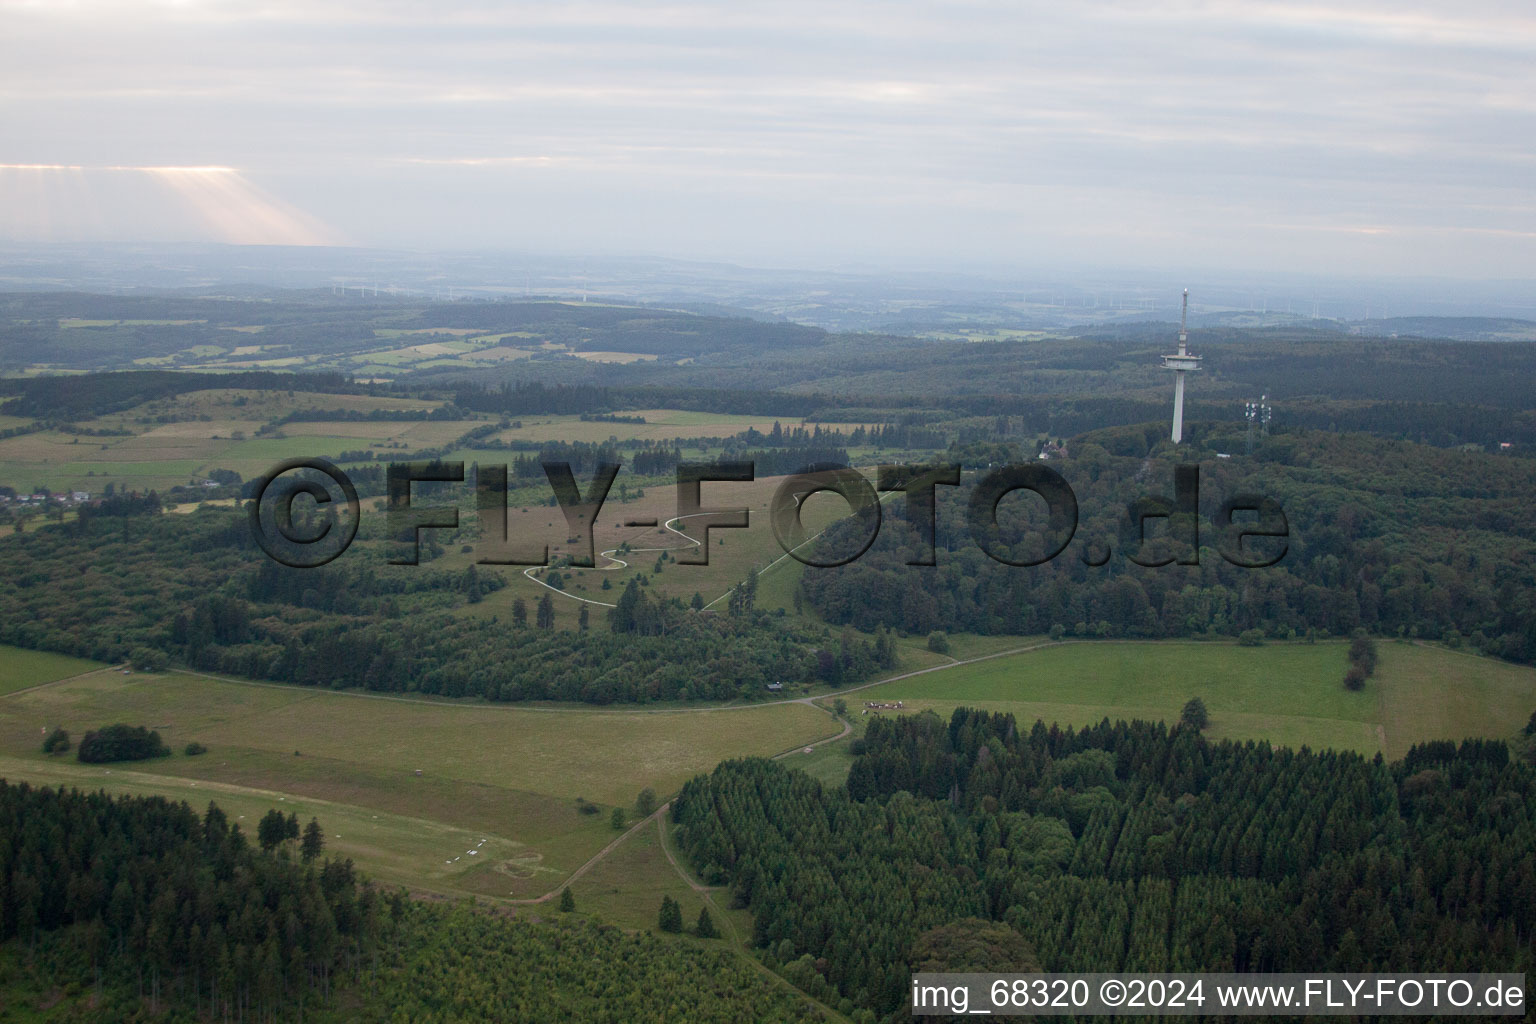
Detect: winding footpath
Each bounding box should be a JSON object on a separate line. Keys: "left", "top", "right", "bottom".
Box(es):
{"left": 520, "top": 511, "right": 719, "bottom": 609}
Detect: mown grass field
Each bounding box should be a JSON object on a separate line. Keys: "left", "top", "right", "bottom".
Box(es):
{"left": 0, "top": 647, "right": 103, "bottom": 696}
{"left": 575, "top": 819, "right": 711, "bottom": 931}
{"left": 0, "top": 752, "right": 541, "bottom": 898}
{"left": 852, "top": 639, "right": 1536, "bottom": 759}
{"left": 0, "top": 654, "right": 839, "bottom": 901}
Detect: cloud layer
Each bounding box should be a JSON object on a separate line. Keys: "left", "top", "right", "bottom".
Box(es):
{"left": 2, "top": 0, "right": 1533, "bottom": 276}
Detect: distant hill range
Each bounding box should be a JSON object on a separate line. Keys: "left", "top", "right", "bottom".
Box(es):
{"left": 1339, "top": 316, "right": 1536, "bottom": 342}
{"left": 1078, "top": 313, "right": 1536, "bottom": 344}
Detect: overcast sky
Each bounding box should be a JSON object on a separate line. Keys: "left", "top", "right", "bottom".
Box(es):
{"left": 2, "top": 0, "right": 1534, "bottom": 279}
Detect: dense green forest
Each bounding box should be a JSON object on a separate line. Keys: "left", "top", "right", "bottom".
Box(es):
{"left": 0, "top": 781, "right": 375, "bottom": 1021}
{"left": 0, "top": 507, "right": 894, "bottom": 702}
{"left": 0, "top": 784, "right": 830, "bottom": 1023}
{"left": 671, "top": 711, "right": 1535, "bottom": 1022}
{"left": 350, "top": 902, "right": 826, "bottom": 1023}
{"left": 800, "top": 429, "right": 1536, "bottom": 664}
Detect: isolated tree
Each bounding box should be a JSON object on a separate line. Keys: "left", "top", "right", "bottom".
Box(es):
{"left": 1180, "top": 697, "right": 1210, "bottom": 732}
{"left": 301, "top": 817, "right": 325, "bottom": 861}
{"left": 1349, "top": 631, "right": 1379, "bottom": 677}
{"left": 691, "top": 591, "right": 704, "bottom": 611}
{"left": 636, "top": 788, "right": 657, "bottom": 817}
{"left": 1344, "top": 665, "right": 1368, "bottom": 691}
{"left": 658, "top": 895, "right": 683, "bottom": 933}
{"left": 927, "top": 631, "right": 950, "bottom": 654}
{"left": 559, "top": 888, "right": 575, "bottom": 913}
{"left": 833, "top": 698, "right": 847, "bottom": 718}
{"left": 742, "top": 564, "right": 758, "bottom": 613}
{"left": 610, "top": 807, "right": 626, "bottom": 830}
{"left": 536, "top": 593, "right": 555, "bottom": 629}
{"left": 42, "top": 727, "right": 70, "bottom": 754}
{"left": 696, "top": 906, "right": 718, "bottom": 938}
{"left": 511, "top": 597, "right": 528, "bottom": 627}
{"left": 256, "top": 809, "right": 287, "bottom": 852}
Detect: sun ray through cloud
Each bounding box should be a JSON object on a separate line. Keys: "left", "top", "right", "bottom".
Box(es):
{"left": 0, "top": 164, "right": 341, "bottom": 245}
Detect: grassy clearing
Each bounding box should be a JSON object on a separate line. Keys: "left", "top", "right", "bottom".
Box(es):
{"left": 0, "top": 671, "right": 840, "bottom": 803}
{"left": 456, "top": 473, "right": 817, "bottom": 614}
{"left": 0, "top": 668, "right": 840, "bottom": 898}
{"left": 850, "top": 640, "right": 1536, "bottom": 758}
{"left": 0, "top": 457, "right": 210, "bottom": 493}
{"left": 1376, "top": 643, "right": 1536, "bottom": 755}
{"left": 0, "top": 646, "right": 104, "bottom": 696}
{"left": 779, "top": 720, "right": 864, "bottom": 788}
{"left": 0, "top": 753, "right": 541, "bottom": 898}
{"left": 573, "top": 818, "right": 711, "bottom": 930}
{"left": 447, "top": 466, "right": 897, "bottom": 623}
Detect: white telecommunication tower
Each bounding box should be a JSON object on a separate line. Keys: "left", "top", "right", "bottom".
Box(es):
{"left": 1162, "top": 290, "right": 1201, "bottom": 444}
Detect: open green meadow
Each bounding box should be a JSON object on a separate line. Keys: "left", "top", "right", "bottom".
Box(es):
{"left": 574, "top": 818, "right": 712, "bottom": 930}
{"left": 0, "top": 654, "right": 839, "bottom": 901}
{"left": 852, "top": 639, "right": 1536, "bottom": 758}
{"left": 0, "top": 647, "right": 103, "bottom": 696}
